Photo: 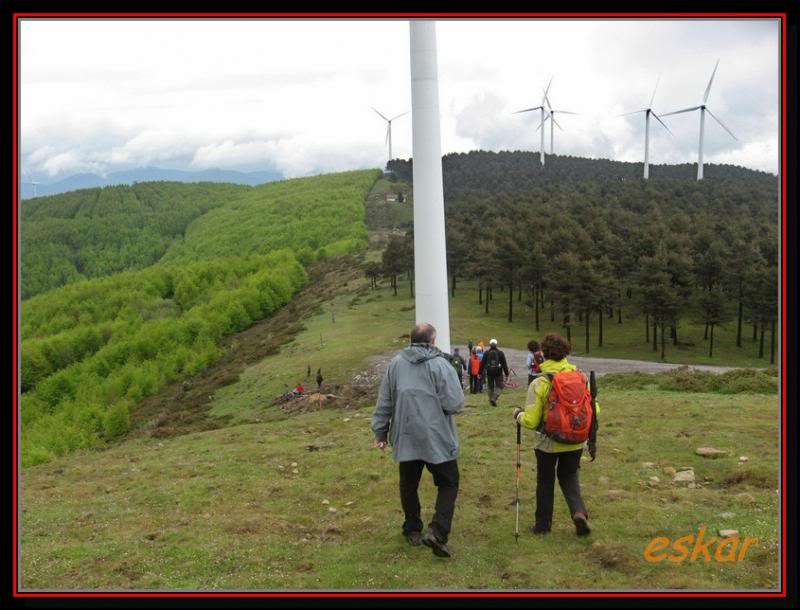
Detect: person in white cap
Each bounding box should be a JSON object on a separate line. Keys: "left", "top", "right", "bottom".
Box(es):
{"left": 479, "top": 338, "right": 509, "bottom": 406}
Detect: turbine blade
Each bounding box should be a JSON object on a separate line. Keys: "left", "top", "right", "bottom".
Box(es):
{"left": 390, "top": 111, "right": 409, "bottom": 121}
{"left": 512, "top": 105, "right": 543, "bottom": 114}
{"left": 703, "top": 59, "right": 719, "bottom": 104}
{"left": 371, "top": 106, "right": 389, "bottom": 121}
{"left": 544, "top": 90, "right": 553, "bottom": 111}
{"left": 649, "top": 76, "right": 661, "bottom": 108}
{"left": 705, "top": 107, "right": 738, "bottom": 140}
{"left": 385, "top": 124, "right": 390, "bottom": 146}
{"left": 651, "top": 112, "right": 674, "bottom": 136}
{"left": 553, "top": 110, "right": 578, "bottom": 115}
{"left": 659, "top": 106, "right": 701, "bottom": 117}
{"left": 617, "top": 109, "right": 648, "bottom": 117}
{"left": 542, "top": 76, "right": 553, "bottom": 104}
{"left": 551, "top": 115, "right": 564, "bottom": 131}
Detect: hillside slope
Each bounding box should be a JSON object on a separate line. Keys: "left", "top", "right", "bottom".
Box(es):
{"left": 20, "top": 182, "right": 249, "bottom": 299}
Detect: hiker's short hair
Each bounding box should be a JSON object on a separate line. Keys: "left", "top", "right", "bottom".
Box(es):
{"left": 527, "top": 340, "right": 540, "bottom": 353}
{"left": 540, "top": 334, "right": 570, "bottom": 361}
{"left": 411, "top": 323, "right": 437, "bottom": 344}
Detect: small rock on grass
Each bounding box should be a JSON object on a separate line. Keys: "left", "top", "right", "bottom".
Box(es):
{"left": 662, "top": 467, "right": 677, "bottom": 477}
{"left": 291, "top": 462, "right": 298, "bottom": 467}
{"left": 735, "top": 492, "right": 756, "bottom": 505}
{"left": 322, "top": 499, "right": 330, "bottom": 505}
{"left": 739, "top": 456, "right": 749, "bottom": 463}
{"left": 696, "top": 447, "right": 726, "bottom": 458}
{"left": 642, "top": 462, "right": 655, "bottom": 469}
{"left": 718, "top": 529, "right": 740, "bottom": 538}
{"left": 328, "top": 507, "right": 337, "bottom": 513}
{"left": 345, "top": 501, "right": 354, "bottom": 506}
{"left": 719, "top": 511, "right": 735, "bottom": 519}
{"left": 292, "top": 468, "right": 300, "bottom": 474}
{"left": 673, "top": 469, "right": 695, "bottom": 484}
{"left": 598, "top": 475, "right": 610, "bottom": 486}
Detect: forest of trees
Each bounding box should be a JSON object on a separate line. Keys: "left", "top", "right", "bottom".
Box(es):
{"left": 20, "top": 170, "right": 381, "bottom": 466}
{"left": 383, "top": 152, "right": 779, "bottom": 362}
{"left": 20, "top": 182, "right": 249, "bottom": 299}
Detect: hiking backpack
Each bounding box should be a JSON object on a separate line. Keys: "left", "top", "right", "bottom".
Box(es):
{"left": 540, "top": 371, "right": 594, "bottom": 444}
{"left": 484, "top": 349, "right": 503, "bottom": 376}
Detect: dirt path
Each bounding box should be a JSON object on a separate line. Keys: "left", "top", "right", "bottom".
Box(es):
{"left": 453, "top": 346, "right": 742, "bottom": 378}
{"left": 365, "top": 346, "right": 743, "bottom": 386}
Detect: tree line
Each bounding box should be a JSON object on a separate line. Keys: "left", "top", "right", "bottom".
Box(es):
{"left": 379, "top": 152, "right": 779, "bottom": 363}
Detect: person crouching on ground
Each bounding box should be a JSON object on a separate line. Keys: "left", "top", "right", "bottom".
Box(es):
{"left": 371, "top": 323, "right": 465, "bottom": 558}
{"left": 511, "top": 333, "right": 597, "bottom": 537}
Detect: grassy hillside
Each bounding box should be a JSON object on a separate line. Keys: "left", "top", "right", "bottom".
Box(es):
{"left": 20, "top": 182, "right": 249, "bottom": 299}
{"left": 20, "top": 170, "right": 381, "bottom": 466}
{"left": 21, "top": 382, "right": 779, "bottom": 590}
{"left": 161, "top": 170, "right": 380, "bottom": 265}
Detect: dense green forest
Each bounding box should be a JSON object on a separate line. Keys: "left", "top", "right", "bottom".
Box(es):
{"left": 20, "top": 170, "right": 381, "bottom": 466}
{"left": 20, "top": 182, "right": 249, "bottom": 299}
{"left": 161, "top": 171, "right": 377, "bottom": 265}
{"left": 384, "top": 151, "right": 779, "bottom": 362}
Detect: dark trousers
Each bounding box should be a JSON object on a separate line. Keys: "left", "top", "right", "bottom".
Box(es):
{"left": 399, "top": 459, "right": 459, "bottom": 543}
{"left": 469, "top": 374, "right": 482, "bottom": 393}
{"left": 487, "top": 373, "right": 504, "bottom": 403}
{"left": 534, "top": 449, "right": 587, "bottom": 528}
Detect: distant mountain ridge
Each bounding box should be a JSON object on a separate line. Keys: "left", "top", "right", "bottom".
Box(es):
{"left": 21, "top": 166, "right": 284, "bottom": 199}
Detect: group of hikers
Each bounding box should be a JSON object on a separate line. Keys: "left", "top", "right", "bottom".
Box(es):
{"left": 371, "top": 323, "right": 598, "bottom": 558}
{"left": 449, "top": 340, "right": 511, "bottom": 406}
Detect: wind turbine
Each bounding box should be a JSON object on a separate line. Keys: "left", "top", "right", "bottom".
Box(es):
{"left": 660, "top": 59, "right": 738, "bottom": 180}
{"left": 543, "top": 87, "right": 578, "bottom": 155}
{"left": 512, "top": 77, "right": 552, "bottom": 166}
{"left": 618, "top": 77, "right": 673, "bottom": 179}
{"left": 31, "top": 180, "right": 39, "bottom": 197}
{"left": 372, "top": 107, "right": 408, "bottom": 164}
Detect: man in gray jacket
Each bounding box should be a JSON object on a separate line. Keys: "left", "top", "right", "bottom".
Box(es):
{"left": 371, "top": 323, "right": 465, "bottom": 558}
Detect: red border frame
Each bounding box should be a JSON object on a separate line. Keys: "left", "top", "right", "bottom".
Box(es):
{"left": 11, "top": 11, "right": 788, "bottom": 600}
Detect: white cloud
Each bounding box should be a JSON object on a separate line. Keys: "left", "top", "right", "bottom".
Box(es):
{"left": 19, "top": 19, "right": 780, "bottom": 179}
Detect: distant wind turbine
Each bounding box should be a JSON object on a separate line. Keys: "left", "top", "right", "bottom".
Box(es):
{"left": 31, "top": 180, "right": 39, "bottom": 197}
{"left": 372, "top": 107, "right": 409, "bottom": 164}
{"left": 660, "top": 59, "right": 738, "bottom": 180}
{"left": 618, "top": 77, "right": 673, "bottom": 179}
{"left": 543, "top": 86, "right": 578, "bottom": 155}
{"left": 512, "top": 77, "right": 553, "bottom": 166}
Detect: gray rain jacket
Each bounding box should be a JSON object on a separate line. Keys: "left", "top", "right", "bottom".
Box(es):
{"left": 371, "top": 344, "right": 465, "bottom": 464}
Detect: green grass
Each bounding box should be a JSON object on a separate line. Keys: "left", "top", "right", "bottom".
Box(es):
{"left": 22, "top": 385, "right": 779, "bottom": 590}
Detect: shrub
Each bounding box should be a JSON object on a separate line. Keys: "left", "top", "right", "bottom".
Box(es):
{"left": 103, "top": 401, "right": 131, "bottom": 439}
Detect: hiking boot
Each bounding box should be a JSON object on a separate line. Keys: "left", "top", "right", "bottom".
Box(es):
{"left": 404, "top": 531, "right": 423, "bottom": 546}
{"left": 422, "top": 528, "right": 451, "bottom": 558}
{"left": 530, "top": 523, "right": 551, "bottom": 535}
{"left": 573, "top": 513, "right": 591, "bottom": 537}
{"left": 490, "top": 399, "right": 497, "bottom": 407}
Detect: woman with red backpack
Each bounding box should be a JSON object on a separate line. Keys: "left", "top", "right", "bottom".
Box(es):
{"left": 512, "top": 333, "right": 599, "bottom": 537}
{"left": 468, "top": 347, "right": 482, "bottom": 394}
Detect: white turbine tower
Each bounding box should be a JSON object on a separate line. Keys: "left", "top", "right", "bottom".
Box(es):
{"left": 512, "top": 77, "right": 553, "bottom": 166}
{"left": 543, "top": 86, "right": 578, "bottom": 155}
{"left": 660, "top": 59, "right": 738, "bottom": 180}
{"left": 618, "top": 77, "right": 673, "bottom": 179}
{"left": 31, "top": 180, "right": 39, "bottom": 197}
{"left": 409, "top": 21, "right": 450, "bottom": 353}
{"left": 372, "top": 107, "right": 409, "bottom": 165}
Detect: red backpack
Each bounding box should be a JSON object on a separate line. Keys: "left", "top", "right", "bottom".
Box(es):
{"left": 540, "top": 371, "right": 594, "bottom": 444}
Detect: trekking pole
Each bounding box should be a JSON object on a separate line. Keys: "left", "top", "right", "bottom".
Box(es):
{"left": 514, "top": 422, "right": 521, "bottom": 543}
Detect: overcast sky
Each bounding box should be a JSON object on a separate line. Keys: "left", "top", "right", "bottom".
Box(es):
{"left": 20, "top": 18, "right": 780, "bottom": 180}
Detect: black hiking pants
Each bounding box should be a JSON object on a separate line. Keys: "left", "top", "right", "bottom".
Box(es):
{"left": 399, "top": 459, "right": 459, "bottom": 543}
{"left": 534, "top": 449, "right": 587, "bottom": 528}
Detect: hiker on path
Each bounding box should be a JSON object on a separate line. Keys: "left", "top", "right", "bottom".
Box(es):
{"left": 468, "top": 348, "right": 482, "bottom": 394}
{"left": 450, "top": 348, "right": 467, "bottom": 389}
{"left": 512, "top": 333, "right": 598, "bottom": 537}
{"left": 479, "top": 338, "right": 509, "bottom": 406}
{"left": 526, "top": 340, "right": 545, "bottom": 385}
{"left": 316, "top": 368, "right": 324, "bottom": 390}
{"left": 371, "top": 323, "right": 464, "bottom": 558}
